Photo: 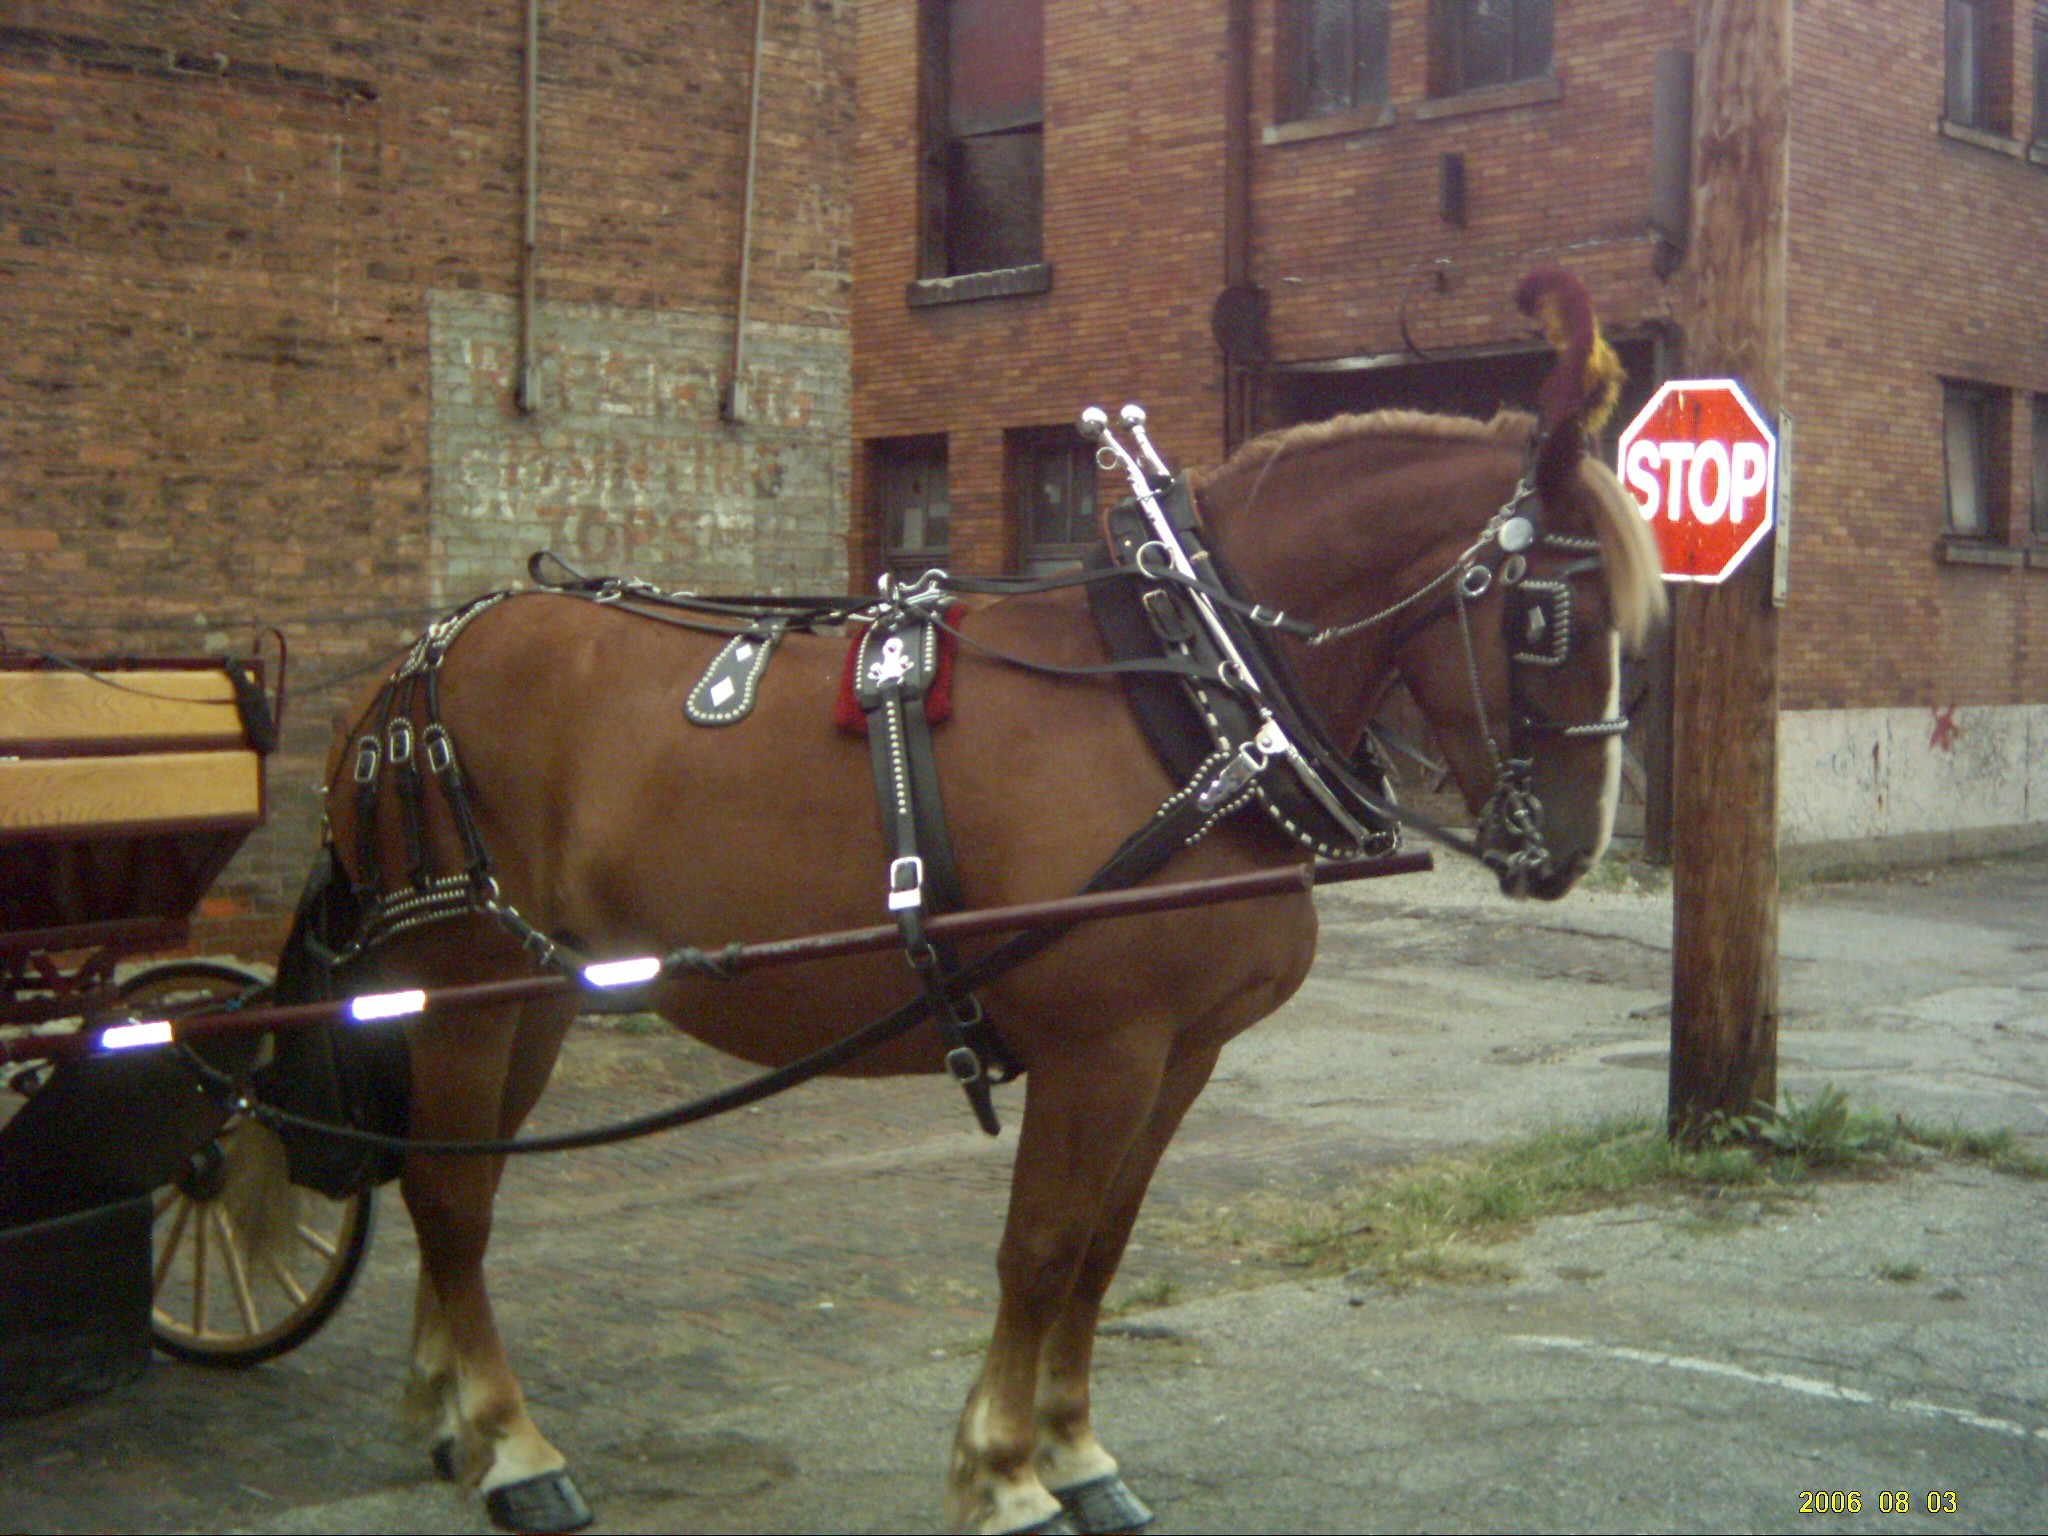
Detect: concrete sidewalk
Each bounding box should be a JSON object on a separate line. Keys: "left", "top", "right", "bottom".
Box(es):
{"left": 3, "top": 850, "right": 2044, "bottom": 1533}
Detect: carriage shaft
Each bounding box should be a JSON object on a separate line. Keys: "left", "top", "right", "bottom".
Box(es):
{"left": 0, "top": 850, "right": 1432, "bottom": 1065}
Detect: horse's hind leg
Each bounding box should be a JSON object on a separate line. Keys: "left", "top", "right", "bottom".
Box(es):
{"left": 402, "top": 996, "right": 589, "bottom": 1533}
{"left": 950, "top": 1029, "right": 1168, "bottom": 1534}
{"left": 1030, "top": 1038, "right": 1224, "bottom": 1534}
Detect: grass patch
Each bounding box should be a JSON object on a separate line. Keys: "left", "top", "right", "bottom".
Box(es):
{"left": 1235, "top": 1090, "right": 2044, "bottom": 1291}
{"left": 1106, "top": 1275, "right": 1181, "bottom": 1315}
{"left": 1892, "top": 1116, "right": 2048, "bottom": 1179}
{"left": 1247, "top": 1113, "right": 1779, "bottom": 1288}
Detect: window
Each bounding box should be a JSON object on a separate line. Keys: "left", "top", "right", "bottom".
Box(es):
{"left": 2032, "top": 394, "right": 2048, "bottom": 538}
{"left": 1010, "top": 427, "right": 1098, "bottom": 574}
{"left": 1280, "top": 1, "right": 1391, "bottom": 123}
{"left": 1429, "top": 0, "right": 1553, "bottom": 98}
{"left": 921, "top": 0, "right": 1044, "bottom": 279}
{"left": 1942, "top": 382, "right": 2004, "bottom": 538}
{"left": 874, "top": 437, "right": 950, "bottom": 576}
{"left": 2034, "top": 4, "right": 2048, "bottom": 142}
{"left": 1945, "top": 0, "right": 2011, "bottom": 134}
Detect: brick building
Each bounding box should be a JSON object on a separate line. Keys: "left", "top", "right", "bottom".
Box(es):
{"left": 852, "top": 0, "right": 2048, "bottom": 865}
{"left": 2, "top": 2, "right": 855, "bottom": 949}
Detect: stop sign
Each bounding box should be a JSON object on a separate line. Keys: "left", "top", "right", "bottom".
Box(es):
{"left": 1616, "top": 378, "right": 1777, "bottom": 583}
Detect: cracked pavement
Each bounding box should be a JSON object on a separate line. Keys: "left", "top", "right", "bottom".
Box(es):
{"left": 3, "top": 850, "right": 2045, "bottom": 1532}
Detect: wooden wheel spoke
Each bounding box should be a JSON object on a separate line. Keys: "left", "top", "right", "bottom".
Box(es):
{"left": 153, "top": 1197, "right": 193, "bottom": 1297}
{"left": 214, "top": 1207, "right": 262, "bottom": 1335}
{"left": 262, "top": 1250, "right": 309, "bottom": 1307}
{"left": 192, "top": 1204, "right": 210, "bottom": 1336}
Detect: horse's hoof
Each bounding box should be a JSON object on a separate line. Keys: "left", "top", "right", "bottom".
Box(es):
{"left": 483, "top": 1469, "right": 593, "bottom": 1534}
{"left": 992, "top": 1514, "right": 1080, "bottom": 1536}
{"left": 1053, "top": 1473, "right": 1155, "bottom": 1534}
{"left": 430, "top": 1437, "right": 459, "bottom": 1482}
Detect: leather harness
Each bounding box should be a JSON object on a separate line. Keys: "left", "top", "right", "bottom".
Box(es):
{"left": 281, "top": 422, "right": 1624, "bottom": 1150}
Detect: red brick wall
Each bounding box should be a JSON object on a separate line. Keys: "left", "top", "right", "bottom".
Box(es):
{"left": 2, "top": 1, "right": 853, "bottom": 956}
{"left": 1782, "top": 0, "right": 2048, "bottom": 711}
{"left": 852, "top": 0, "right": 2048, "bottom": 717}
{"left": 854, "top": 0, "right": 1233, "bottom": 581}
{"left": 1248, "top": 0, "right": 1688, "bottom": 367}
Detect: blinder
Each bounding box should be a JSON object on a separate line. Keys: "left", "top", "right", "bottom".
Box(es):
{"left": 1375, "top": 466, "right": 1630, "bottom": 885}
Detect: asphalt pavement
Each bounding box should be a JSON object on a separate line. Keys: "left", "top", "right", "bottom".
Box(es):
{"left": 3, "top": 847, "right": 2045, "bottom": 1533}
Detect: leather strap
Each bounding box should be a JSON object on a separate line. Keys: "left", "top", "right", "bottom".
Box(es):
{"left": 854, "top": 609, "right": 1010, "bottom": 1134}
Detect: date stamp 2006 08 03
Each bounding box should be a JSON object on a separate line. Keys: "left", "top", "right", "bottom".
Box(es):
{"left": 1799, "top": 1491, "right": 1960, "bottom": 1515}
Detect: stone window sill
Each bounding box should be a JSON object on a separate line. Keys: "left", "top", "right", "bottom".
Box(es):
{"left": 1937, "top": 119, "right": 2027, "bottom": 158}
{"left": 1413, "top": 74, "right": 1562, "bottom": 123}
{"left": 906, "top": 263, "right": 1052, "bottom": 309}
{"left": 2027, "top": 544, "right": 2048, "bottom": 570}
{"left": 1936, "top": 536, "right": 2022, "bottom": 567}
{"left": 2031, "top": 141, "right": 2048, "bottom": 168}
{"left": 1262, "top": 102, "right": 1396, "bottom": 147}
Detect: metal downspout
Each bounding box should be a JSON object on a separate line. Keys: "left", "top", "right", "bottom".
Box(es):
{"left": 722, "top": 0, "right": 769, "bottom": 423}
{"left": 1222, "top": 0, "right": 1254, "bottom": 450}
{"left": 516, "top": 0, "right": 539, "bottom": 413}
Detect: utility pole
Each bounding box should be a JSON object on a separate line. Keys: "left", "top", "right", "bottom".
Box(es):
{"left": 1667, "top": 0, "right": 1792, "bottom": 1140}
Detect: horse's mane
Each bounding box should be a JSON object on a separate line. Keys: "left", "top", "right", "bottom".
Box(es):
{"left": 1194, "top": 407, "right": 1666, "bottom": 653}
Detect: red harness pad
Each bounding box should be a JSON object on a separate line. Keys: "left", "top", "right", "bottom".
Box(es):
{"left": 832, "top": 604, "right": 966, "bottom": 735}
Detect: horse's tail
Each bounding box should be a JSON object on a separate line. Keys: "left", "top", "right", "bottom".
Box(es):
{"left": 1516, "top": 265, "right": 1624, "bottom": 439}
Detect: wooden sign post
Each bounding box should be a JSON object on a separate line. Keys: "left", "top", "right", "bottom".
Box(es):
{"left": 1666, "top": 0, "right": 1793, "bottom": 1141}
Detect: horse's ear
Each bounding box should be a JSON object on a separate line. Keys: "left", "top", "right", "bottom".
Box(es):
{"left": 1516, "top": 265, "right": 1625, "bottom": 507}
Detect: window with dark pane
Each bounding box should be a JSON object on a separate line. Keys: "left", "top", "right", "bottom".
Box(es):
{"left": 1942, "top": 383, "right": 1993, "bottom": 538}
{"left": 1428, "top": 0, "right": 1552, "bottom": 97}
{"left": 1282, "top": 0, "right": 1390, "bottom": 122}
{"left": 2032, "top": 394, "right": 2048, "bottom": 538}
{"left": 921, "top": 0, "right": 1044, "bottom": 277}
{"left": 1011, "top": 427, "right": 1099, "bottom": 574}
{"left": 875, "top": 436, "right": 951, "bottom": 575}
{"left": 2034, "top": 4, "right": 2048, "bottom": 142}
{"left": 1945, "top": 0, "right": 2014, "bottom": 132}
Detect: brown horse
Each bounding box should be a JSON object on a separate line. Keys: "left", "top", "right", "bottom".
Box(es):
{"left": 327, "top": 272, "right": 1662, "bottom": 1533}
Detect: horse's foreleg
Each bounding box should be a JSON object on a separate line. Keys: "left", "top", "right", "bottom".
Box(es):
{"left": 950, "top": 1031, "right": 1167, "bottom": 1535}
{"left": 1029, "top": 1039, "right": 1221, "bottom": 1534}
{"left": 402, "top": 999, "right": 590, "bottom": 1533}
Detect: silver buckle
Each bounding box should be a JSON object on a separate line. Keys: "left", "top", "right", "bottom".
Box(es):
{"left": 1197, "top": 744, "right": 1266, "bottom": 812}
{"left": 887, "top": 855, "right": 925, "bottom": 912}
{"left": 422, "top": 724, "right": 455, "bottom": 775}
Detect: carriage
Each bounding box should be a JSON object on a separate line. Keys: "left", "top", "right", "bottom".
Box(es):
{"left": 0, "top": 648, "right": 375, "bottom": 1406}
{"left": 1, "top": 269, "right": 1660, "bottom": 1534}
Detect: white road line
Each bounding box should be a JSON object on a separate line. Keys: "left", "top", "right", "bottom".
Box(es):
{"left": 1511, "top": 1334, "right": 2048, "bottom": 1442}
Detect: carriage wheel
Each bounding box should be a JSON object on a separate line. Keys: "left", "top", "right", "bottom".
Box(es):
{"left": 119, "top": 961, "right": 378, "bottom": 1368}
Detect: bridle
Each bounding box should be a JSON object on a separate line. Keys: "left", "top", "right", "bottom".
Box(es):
{"left": 1303, "top": 456, "right": 1631, "bottom": 887}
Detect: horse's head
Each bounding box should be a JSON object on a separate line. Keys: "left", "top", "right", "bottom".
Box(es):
{"left": 1391, "top": 431, "right": 1664, "bottom": 898}
{"left": 1193, "top": 267, "right": 1664, "bottom": 902}
{"left": 1388, "top": 271, "right": 1665, "bottom": 898}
